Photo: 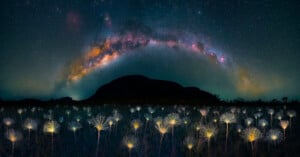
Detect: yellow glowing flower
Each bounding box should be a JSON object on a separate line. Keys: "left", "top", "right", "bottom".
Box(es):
{"left": 242, "top": 127, "right": 262, "bottom": 142}
{"left": 131, "top": 119, "right": 142, "bottom": 131}
{"left": 123, "top": 135, "right": 138, "bottom": 150}
{"left": 43, "top": 120, "right": 60, "bottom": 134}
{"left": 5, "top": 129, "right": 23, "bottom": 143}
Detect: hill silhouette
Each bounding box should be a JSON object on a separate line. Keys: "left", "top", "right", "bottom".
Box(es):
{"left": 2, "top": 75, "right": 300, "bottom": 107}
{"left": 85, "top": 75, "right": 220, "bottom": 104}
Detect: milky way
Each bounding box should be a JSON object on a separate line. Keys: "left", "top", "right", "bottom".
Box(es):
{"left": 61, "top": 22, "right": 282, "bottom": 100}
{"left": 66, "top": 25, "right": 227, "bottom": 83}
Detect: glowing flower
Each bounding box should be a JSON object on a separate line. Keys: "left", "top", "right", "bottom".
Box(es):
{"left": 244, "top": 117, "right": 254, "bottom": 127}
{"left": 113, "top": 111, "right": 122, "bottom": 124}
{"left": 220, "top": 112, "right": 237, "bottom": 151}
{"left": 23, "top": 118, "right": 38, "bottom": 131}
{"left": 258, "top": 119, "right": 268, "bottom": 129}
{"left": 65, "top": 110, "right": 71, "bottom": 117}
{"left": 5, "top": 129, "right": 23, "bottom": 155}
{"left": 123, "top": 135, "right": 138, "bottom": 156}
{"left": 17, "top": 108, "right": 23, "bottom": 115}
{"left": 89, "top": 114, "right": 108, "bottom": 147}
{"left": 275, "top": 112, "right": 283, "bottom": 121}
{"left": 184, "top": 136, "right": 196, "bottom": 150}
{"left": 155, "top": 120, "right": 170, "bottom": 157}
{"left": 144, "top": 113, "right": 152, "bottom": 122}
{"left": 43, "top": 120, "right": 60, "bottom": 134}
{"left": 287, "top": 110, "right": 296, "bottom": 118}
{"left": 194, "top": 122, "right": 205, "bottom": 134}
{"left": 253, "top": 112, "right": 262, "bottom": 126}
{"left": 280, "top": 120, "right": 289, "bottom": 130}
{"left": 212, "top": 117, "right": 218, "bottom": 123}
{"left": 130, "top": 108, "right": 135, "bottom": 114}
{"left": 203, "top": 125, "right": 217, "bottom": 139}
{"left": 242, "top": 109, "right": 247, "bottom": 115}
{"left": 220, "top": 113, "right": 237, "bottom": 124}
{"left": 68, "top": 121, "right": 82, "bottom": 132}
{"left": 165, "top": 113, "right": 181, "bottom": 126}
{"left": 68, "top": 121, "right": 82, "bottom": 140}
{"left": 106, "top": 116, "right": 115, "bottom": 131}
{"left": 242, "top": 127, "right": 262, "bottom": 157}
{"left": 154, "top": 117, "right": 163, "bottom": 126}
{"left": 6, "top": 129, "right": 23, "bottom": 143}
{"left": 266, "top": 129, "right": 283, "bottom": 145}
{"left": 201, "top": 124, "right": 218, "bottom": 149}
{"left": 75, "top": 115, "right": 81, "bottom": 122}
{"left": 182, "top": 117, "right": 191, "bottom": 126}
{"left": 280, "top": 120, "right": 289, "bottom": 141}
{"left": 23, "top": 118, "right": 38, "bottom": 142}
{"left": 147, "top": 107, "right": 155, "bottom": 114}
{"left": 131, "top": 119, "right": 142, "bottom": 133}
{"left": 267, "top": 108, "right": 274, "bottom": 116}
{"left": 89, "top": 115, "right": 108, "bottom": 132}
{"left": 236, "top": 124, "right": 243, "bottom": 134}
{"left": 164, "top": 113, "right": 181, "bottom": 139}
{"left": 3, "top": 117, "right": 15, "bottom": 127}
{"left": 199, "top": 108, "right": 208, "bottom": 117}
{"left": 242, "top": 127, "right": 262, "bottom": 143}
{"left": 89, "top": 115, "right": 108, "bottom": 157}
{"left": 155, "top": 121, "right": 169, "bottom": 136}
{"left": 136, "top": 106, "right": 141, "bottom": 112}
{"left": 287, "top": 110, "right": 296, "bottom": 128}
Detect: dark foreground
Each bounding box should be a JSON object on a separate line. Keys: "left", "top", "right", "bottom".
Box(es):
{"left": 0, "top": 103, "right": 299, "bottom": 157}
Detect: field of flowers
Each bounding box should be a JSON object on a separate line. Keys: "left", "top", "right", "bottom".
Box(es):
{"left": 0, "top": 104, "right": 298, "bottom": 157}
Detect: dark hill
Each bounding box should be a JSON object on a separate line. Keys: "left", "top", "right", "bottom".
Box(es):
{"left": 86, "top": 75, "right": 219, "bottom": 104}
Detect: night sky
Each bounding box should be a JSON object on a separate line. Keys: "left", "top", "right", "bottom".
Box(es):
{"left": 0, "top": 0, "right": 299, "bottom": 101}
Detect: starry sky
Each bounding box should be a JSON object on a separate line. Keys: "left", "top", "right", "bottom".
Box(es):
{"left": 0, "top": 0, "right": 299, "bottom": 101}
